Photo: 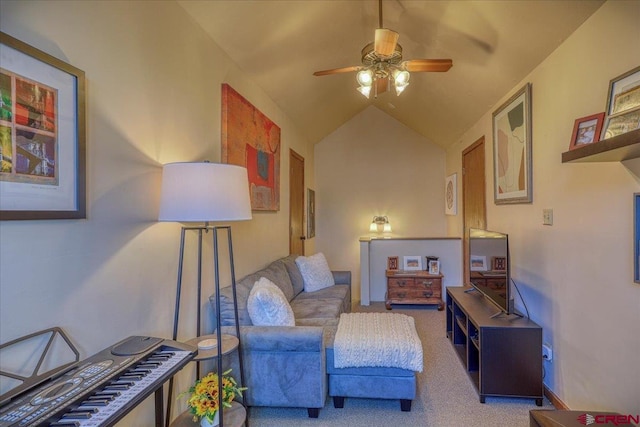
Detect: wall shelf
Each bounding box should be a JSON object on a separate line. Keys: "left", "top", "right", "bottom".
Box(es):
{"left": 561, "top": 129, "right": 640, "bottom": 163}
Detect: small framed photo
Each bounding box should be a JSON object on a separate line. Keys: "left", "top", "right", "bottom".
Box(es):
{"left": 568, "top": 113, "right": 605, "bottom": 150}
{"left": 387, "top": 256, "right": 399, "bottom": 271}
{"left": 492, "top": 256, "right": 506, "bottom": 271}
{"left": 470, "top": 255, "right": 487, "bottom": 272}
{"left": 428, "top": 260, "right": 440, "bottom": 275}
{"left": 403, "top": 256, "right": 422, "bottom": 271}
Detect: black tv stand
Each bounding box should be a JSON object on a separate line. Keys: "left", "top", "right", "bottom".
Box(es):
{"left": 446, "top": 286, "right": 543, "bottom": 406}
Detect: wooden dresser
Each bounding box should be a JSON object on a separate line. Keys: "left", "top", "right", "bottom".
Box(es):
{"left": 385, "top": 270, "right": 444, "bottom": 310}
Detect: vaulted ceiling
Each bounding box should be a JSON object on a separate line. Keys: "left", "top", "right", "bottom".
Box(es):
{"left": 178, "top": 0, "right": 605, "bottom": 148}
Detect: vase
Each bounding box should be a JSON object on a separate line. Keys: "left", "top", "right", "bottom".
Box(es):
{"left": 200, "top": 412, "right": 219, "bottom": 427}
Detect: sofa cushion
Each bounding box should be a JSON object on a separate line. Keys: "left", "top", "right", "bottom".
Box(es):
{"left": 291, "top": 298, "right": 342, "bottom": 320}
{"left": 282, "top": 254, "right": 305, "bottom": 297}
{"left": 247, "top": 277, "right": 295, "bottom": 326}
{"left": 258, "top": 259, "right": 295, "bottom": 301}
{"left": 293, "top": 284, "right": 351, "bottom": 315}
{"left": 295, "top": 252, "right": 335, "bottom": 293}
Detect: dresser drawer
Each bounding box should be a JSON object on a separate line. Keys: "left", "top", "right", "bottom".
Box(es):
{"left": 387, "top": 286, "right": 441, "bottom": 299}
{"left": 388, "top": 277, "right": 413, "bottom": 287}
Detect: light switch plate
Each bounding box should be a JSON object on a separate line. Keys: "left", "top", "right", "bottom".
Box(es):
{"left": 543, "top": 209, "right": 553, "bottom": 225}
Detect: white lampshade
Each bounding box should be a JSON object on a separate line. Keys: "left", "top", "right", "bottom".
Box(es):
{"left": 158, "top": 162, "right": 252, "bottom": 222}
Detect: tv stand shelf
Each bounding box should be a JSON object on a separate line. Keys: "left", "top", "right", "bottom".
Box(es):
{"left": 446, "top": 287, "right": 543, "bottom": 405}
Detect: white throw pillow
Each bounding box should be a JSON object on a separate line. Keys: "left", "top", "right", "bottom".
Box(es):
{"left": 295, "top": 252, "right": 335, "bottom": 293}
{"left": 247, "top": 277, "right": 295, "bottom": 326}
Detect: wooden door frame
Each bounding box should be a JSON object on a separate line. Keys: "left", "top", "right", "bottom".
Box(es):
{"left": 289, "top": 149, "right": 305, "bottom": 255}
{"left": 462, "top": 136, "right": 487, "bottom": 285}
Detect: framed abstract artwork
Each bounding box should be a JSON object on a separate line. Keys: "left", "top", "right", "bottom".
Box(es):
{"left": 0, "top": 32, "right": 86, "bottom": 220}
{"left": 492, "top": 83, "right": 532, "bottom": 205}
{"left": 221, "top": 83, "right": 280, "bottom": 211}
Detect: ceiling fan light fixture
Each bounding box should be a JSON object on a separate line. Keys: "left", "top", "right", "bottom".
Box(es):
{"left": 357, "top": 85, "right": 372, "bottom": 99}
{"left": 393, "top": 69, "right": 410, "bottom": 86}
{"left": 357, "top": 69, "right": 374, "bottom": 86}
{"left": 395, "top": 81, "right": 409, "bottom": 96}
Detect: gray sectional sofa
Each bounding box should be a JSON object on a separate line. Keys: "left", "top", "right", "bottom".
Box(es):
{"left": 210, "top": 254, "right": 351, "bottom": 418}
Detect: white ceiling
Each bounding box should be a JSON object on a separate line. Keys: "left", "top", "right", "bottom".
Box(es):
{"left": 178, "top": 0, "right": 605, "bottom": 148}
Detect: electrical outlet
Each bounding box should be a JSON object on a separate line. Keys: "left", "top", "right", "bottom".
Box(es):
{"left": 543, "top": 209, "right": 553, "bottom": 226}
{"left": 542, "top": 343, "right": 553, "bottom": 361}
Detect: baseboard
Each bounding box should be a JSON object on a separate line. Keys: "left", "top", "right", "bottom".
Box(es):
{"left": 544, "top": 386, "right": 569, "bottom": 409}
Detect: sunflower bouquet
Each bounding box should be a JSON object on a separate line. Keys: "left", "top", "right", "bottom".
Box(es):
{"left": 184, "top": 369, "right": 246, "bottom": 423}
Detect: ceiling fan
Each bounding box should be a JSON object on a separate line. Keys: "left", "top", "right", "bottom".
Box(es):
{"left": 313, "top": 0, "right": 453, "bottom": 98}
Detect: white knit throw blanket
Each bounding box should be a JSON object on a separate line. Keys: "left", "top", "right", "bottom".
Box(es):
{"left": 333, "top": 312, "right": 423, "bottom": 372}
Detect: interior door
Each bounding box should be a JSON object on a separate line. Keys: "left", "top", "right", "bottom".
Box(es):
{"left": 462, "top": 136, "right": 487, "bottom": 285}
{"left": 289, "top": 150, "right": 305, "bottom": 255}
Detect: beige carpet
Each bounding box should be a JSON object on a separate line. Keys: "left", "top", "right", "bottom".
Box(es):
{"left": 246, "top": 302, "right": 553, "bottom": 427}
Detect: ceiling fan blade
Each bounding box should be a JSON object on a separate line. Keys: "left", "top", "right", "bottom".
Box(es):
{"left": 403, "top": 59, "right": 453, "bottom": 72}
{"left": 313, "top": 66, "right": 361, "bottom": 76}
{"left": 374, "top": 28, "right": 399, "bottom": 57}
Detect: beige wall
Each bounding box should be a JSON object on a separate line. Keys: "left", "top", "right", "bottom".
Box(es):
{"left": 445, "top": 0, "right": 640, "bottom": 413}
{"left": 315, "top": 106, "right": 447, "bottom": 303}
{"left": 0, "top": 1, "right": 314, "bottom": 424}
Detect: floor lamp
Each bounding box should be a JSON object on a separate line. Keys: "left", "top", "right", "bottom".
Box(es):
{"left": 158, "top": 162, "right": 252, "bottom": 427}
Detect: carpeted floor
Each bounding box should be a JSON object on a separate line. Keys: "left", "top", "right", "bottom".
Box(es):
{"left": 245, "top": 302, "right": 553, "bottom": 427}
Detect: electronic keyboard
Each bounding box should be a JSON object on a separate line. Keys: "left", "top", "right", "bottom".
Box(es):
{"left": 0, "top": 336, "right": 196, "bottom": 427}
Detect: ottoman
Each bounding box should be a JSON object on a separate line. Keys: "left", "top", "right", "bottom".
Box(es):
{"left": 324, "top": 313, "right": 422, "bottom": 411}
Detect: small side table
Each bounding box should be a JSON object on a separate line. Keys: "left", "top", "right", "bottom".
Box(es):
{"left": 171, "top": 402, "right": 246, "bottom": 427}
{"left": 169, "top": 335, "right": 246, "bottom": 427}
{"left": 386, "top": 270, "right": 444, "bottom": 310}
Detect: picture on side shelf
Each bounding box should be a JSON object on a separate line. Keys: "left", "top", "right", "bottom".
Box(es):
{"left": 601, "top": 107, "right": 640, "bottom": 140}
{"left": 601, "top": 65, "right": 640, "bottom": 140}
{"left": 403, "top": 256, "right": 422, "bottom": 271}
{"left": 387, "top": 256, "right": 399, "bottom": 271}
{"left": 470, "top": 255, "right": 488, "bottom": 271}
{"left": 428, "top": 260, "right": 440, "bottom": 275}
{"left": 568, "top": 112, "right": 605, "bottom": 150}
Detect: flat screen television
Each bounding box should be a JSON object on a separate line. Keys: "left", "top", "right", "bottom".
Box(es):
{"left": 468, "top": 228, "right": 513, "bottom": 316}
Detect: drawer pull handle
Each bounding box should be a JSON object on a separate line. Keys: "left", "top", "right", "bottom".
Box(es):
{"left": 397, "top": 292, "right": 406, "bottom": 298}
{"left": 398, "top": 281, "right": 406, "bottom": 287}
{"left": 423, "top": 291, "right": 433, "bottom": 298}
{"left": 422, "top": 281, "right": 433, "bottom": 287}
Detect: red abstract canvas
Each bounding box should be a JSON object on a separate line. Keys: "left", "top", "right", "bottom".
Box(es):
{"left": 221, "top": 84, "right": 280, "bottom": 211}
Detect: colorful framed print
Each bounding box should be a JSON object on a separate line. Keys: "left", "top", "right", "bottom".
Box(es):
{"left": 0, "top": 32, "right": 86, "bottom": 220}
{"left": 568, "top": 113, "right": 605, "bottom": 150}
{"left": 221, "top": 83, "right": 281, "bottom": 211}
{"left": 492, "top": 83, "right": 533, "bottom": 205}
